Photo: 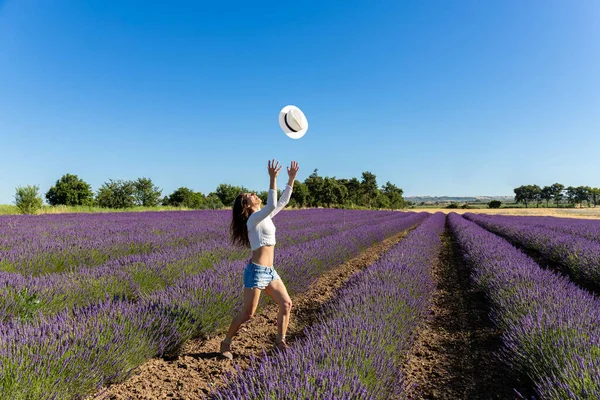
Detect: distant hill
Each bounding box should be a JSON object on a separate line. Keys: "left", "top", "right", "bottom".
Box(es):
{"left": 405, "top": 196, "right": 514, "bottom": 204}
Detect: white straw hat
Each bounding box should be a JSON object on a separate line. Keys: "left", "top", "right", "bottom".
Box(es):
{"left": 279, "top": 105, "right": 308, "bottom": 139}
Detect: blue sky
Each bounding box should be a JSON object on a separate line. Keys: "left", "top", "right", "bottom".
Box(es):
{"left": 1, "top": 0, "right": 598, "bottom": 204}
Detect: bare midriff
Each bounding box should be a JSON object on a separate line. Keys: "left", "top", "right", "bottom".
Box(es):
{"left": 251, "top": 245, "right": 275, "bottom": 267}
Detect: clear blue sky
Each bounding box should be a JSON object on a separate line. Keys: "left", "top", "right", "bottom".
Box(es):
{"left": 1, "top": 0, "right": 598, "bottom": 204}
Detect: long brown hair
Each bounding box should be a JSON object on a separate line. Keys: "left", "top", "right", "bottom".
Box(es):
{"left": 230, "top": 193, "right": 252, "bottom": 248}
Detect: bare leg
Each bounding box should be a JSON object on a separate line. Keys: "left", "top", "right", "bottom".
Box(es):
{"left": 264, "top": 279, "right": 293, "bottom": 345}
{"left": 225, "top": 288, "right": 261, "bottom": 340}
{"left": 220, "top": 288, "right": 261, "bottom": 358}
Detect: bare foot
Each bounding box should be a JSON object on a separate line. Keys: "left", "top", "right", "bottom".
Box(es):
{"left": 219, "top": 340, "right": 233, "bottom": 360}
{"left": 273, "top": 340, "right": 289, "bottom": 352}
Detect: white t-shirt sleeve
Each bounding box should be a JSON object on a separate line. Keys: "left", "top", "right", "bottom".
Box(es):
{"left": 269, "top": 184, "right": 292, "bottom": 218}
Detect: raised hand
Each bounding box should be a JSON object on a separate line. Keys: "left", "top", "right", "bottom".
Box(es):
{"left": 287, "top": 161, "right": 299, "bottom": 180}
{"left": 268, "top": 159, "right": 282, "bottom": 178}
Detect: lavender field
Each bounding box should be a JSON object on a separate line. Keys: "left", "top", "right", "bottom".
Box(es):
{"left": 0, "top": 209, "right": 425, "bottom": 399}
{"left": 1, "top": 209, "right": 600, "bottom": 399}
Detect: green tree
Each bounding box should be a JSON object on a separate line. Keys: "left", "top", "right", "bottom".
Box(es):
{"left": 96, "top": 179, "right": 136, "bottom": 209}
{"left": 336, "top": 178, "right": 351, "bottom": 207}
{"left": 360, "top": 171, "right": 379, "bottom": 208}
{"left": 15, "top": 185, "right": 43, "bottom": 214}
{"left": 540, "top": 186, "right": 553, "bottom": 208}
{"left": 514, "top": 185, "right": 540, "bottom": 208}
{"left": 320, "top": 177, "right": 338, "bottom": 207}
{"left": 166, "top": 187, "right": 204, "bottom": 209}
{"left": 575, "top": 186, "right": 592, "bottom": 207}
{"left": 488, "top": 200, "right": 502, "bottom": 209}
{"left": 133, "top": 177, "right": 162, "bottom": 207}
{"left": 190, "top": 192, "right": 205, "bottom": 209}
{"left": 304, "top": 169, "right": 324, "bottom": 207}
{"left": 333, "top": 179, "right": 348, "bottom": 207}
{"left": 381, "top": 181, "right": 406, "bottom": 209}
{"left": 373, "top": 193, "right": 392, "bottom": 209}
{"left": 550, "top": 183, "right": 565, "bottom": 207}
{"left": 531, "top": 185, "right": 543, "bottom": 207}
{"left": 514, "top": 185, "right": 529, "bottom": 208}
{"left": 204, "top": 193, "right": 224, "bottom": 209}
{"left": 45, "top": 173, "right": 94, "bottom": 206}
{"left": 565, "top": 186, "right": 577, "bottom": 207}
{"left": 591, "top": 188, "right": 600, "bottom": 208}
{"left": 290, "top": 180, "right": 309, "bottom": 208}
{"left": 215, "top": 184, "right": 248, "bottom": 208}
{"left": 319, "top": 177, "right": 347, "bottom": 208}
{"left": 342, "top": 177, "right": 361, "bottom": 206}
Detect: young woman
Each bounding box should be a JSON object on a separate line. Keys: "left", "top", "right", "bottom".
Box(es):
{"left": 220, "top": 159, "right": 299, "bottom": 359}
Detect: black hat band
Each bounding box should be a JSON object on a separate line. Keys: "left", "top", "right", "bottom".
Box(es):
{"left": 284, "top": 113, "right": 299, "bottom": 132}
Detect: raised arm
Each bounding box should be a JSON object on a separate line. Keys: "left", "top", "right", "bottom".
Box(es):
{"left": 270, "top": 161, "right": 299, "bottom": 218}
{"left": 247, "top": 159, "right": 282, "bottom": 227}
{"left": 269, "top": 184, "right": 292, "bottom": 218}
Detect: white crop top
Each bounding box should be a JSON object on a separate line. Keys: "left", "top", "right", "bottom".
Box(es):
{"left": 247, "top": 184, "right": 292, "bottom": 251}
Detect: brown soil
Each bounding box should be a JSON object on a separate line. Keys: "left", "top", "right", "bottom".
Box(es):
{"left": 94, "top": 228, "right": 413, "bottom": 400}
{"left": 402, "top": 228, "right": 534, "bottom": 400}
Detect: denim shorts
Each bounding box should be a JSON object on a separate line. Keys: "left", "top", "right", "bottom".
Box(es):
{"left": 243, "top": 262, "right": 281, "bottom": 289}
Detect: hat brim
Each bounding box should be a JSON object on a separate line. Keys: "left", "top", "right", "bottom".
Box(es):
{"left": 279, "top": 105, "right": 308, "bottom": 139}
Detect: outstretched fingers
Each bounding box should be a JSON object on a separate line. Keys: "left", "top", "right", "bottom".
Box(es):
{"left": 268, "top": 159, "right": 282, "bottom": 176}
{"left": 287, "top": 161, "right": 299, "bottom": 175}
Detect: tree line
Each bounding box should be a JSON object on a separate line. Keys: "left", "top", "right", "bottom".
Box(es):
{"left": 514, "top": 183, "right": 600, "bottom": 208}
{"left": 12, "top": 170, "right": 407, "bottom": 214}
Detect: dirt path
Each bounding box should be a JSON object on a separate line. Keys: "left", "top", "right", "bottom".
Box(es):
{"left": 402, "top": 228, "right": 533, "bottom": 400}
{"left": 95, "top": 228, "right": 414, "bottom": 400}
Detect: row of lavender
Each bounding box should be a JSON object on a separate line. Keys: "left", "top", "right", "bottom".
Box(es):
{"left": 449, "top": 213, "right": 600, "bottom": 399}
{"left": 463, "top": 213, "right": 600, "bottom": 288}
{"left": 470, "top": 214, "right": 600, "bottom": 243}
{"left": 0, "top": 211, "right": 427, "bottom": 399}
{"left": 0, "top": 210, "right": 402, "bottom": 323}
{"left": 212, "top": 212, "right": 446, "bottom": 399}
